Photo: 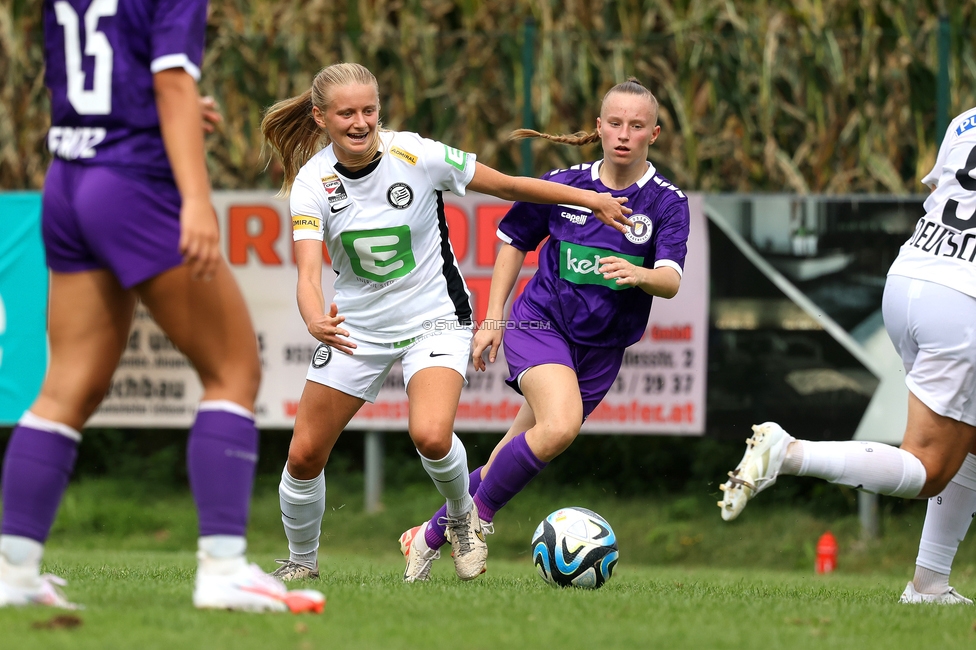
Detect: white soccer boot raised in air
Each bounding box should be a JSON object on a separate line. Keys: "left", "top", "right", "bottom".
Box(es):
{"left": 400, "top": 522, "right": 441, "bottom": 583}
{"left": 900, "top": 582, "right": 974, "bottom": 605}
{"left": 194, "top": 555, "right": 325, "bottom": 613}
{"left": 718, "top": 422, "right": 795, "bottom": 521}
{"left": 0, "top": 555, "right": 80, "bottom": 609}
{"left": 443, "top": 504, "right": 488, "bottom": 580}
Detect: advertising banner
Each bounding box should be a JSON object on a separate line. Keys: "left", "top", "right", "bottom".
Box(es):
{"left": 0, "top": 194, "right": 48, "bottom": 424}
{"left": 2, "top": 189, "right": 707, "bottom": 434}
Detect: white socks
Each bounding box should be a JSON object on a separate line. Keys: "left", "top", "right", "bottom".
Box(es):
{"left": 278, "top": 468, "right": 326, "bottom": 568}
{"left": 786, "top": 440, "right": 926, "bottom": 498}
{"left": 913, "top": 453, "right": 976, "bottom": 593}
{"left": 0, "top": 536, "right": 44, "bottom": 589}
{"left": 419, "top": 434, "right": 473, "bottom": 517}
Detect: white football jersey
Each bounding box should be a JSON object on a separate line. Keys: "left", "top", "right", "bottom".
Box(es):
{"left": 889, "top": 106, "right": 976, "bottom": 298}
{"left": 290, "top": 131, "right": 477, "bottom": 343}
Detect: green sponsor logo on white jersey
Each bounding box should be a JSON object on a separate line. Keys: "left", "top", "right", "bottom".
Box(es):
{"left": 444, "top": 145, "right": 468, "bottom": 171}
{"left": 559, "top": 241, "right": 643, "bottom": 290}
{"left": 340, "top": 226, "right": 417, "bottom": 283}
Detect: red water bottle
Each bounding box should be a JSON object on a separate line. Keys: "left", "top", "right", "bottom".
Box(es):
{"left": 816, "top": 531, "right": 837, "bottom": 574}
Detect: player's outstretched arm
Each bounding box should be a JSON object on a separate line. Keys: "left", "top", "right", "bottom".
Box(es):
{"left": 154, "top": 68, "right": 219, "bottom": 281}
{"left": 295, "top": 240, "right": 356, "bottom": 354}
{"left": 473, "top": 243, "right": 527, "bottom": 371}
{"left": 467, "top": 162, "right": 633, "bottom": 233}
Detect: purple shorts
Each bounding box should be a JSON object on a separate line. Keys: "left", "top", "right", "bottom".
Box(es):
{"left": 42, "top": 160, "right": 184, "bottom": 288}
{"left": 503, "top": 295, "right": 624, "bottom": 418}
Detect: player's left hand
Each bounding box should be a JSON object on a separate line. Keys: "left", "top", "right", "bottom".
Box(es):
{"left": 592, "top": 193, "right": 633, "bottom": 234}
{"left": 199, "top": 95, "right": 222, "bottom": 134}
{"left": 599, "top": 256, "right": 643, "bottom": 287}
{"left": 179, "top": 197, "right": 221, "bottom": 281}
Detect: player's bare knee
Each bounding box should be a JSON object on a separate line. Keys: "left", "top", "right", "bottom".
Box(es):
{"left": 412, "top": 431, "right": 451, "bottom": 460}
{"left": 287, "top": 446, "right": 328, "bottom": 480}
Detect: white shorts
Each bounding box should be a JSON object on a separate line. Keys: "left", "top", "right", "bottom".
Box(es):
{"left": 883, "top": 275, "right": 976, "bottom": 426}
{"left": 305, "top": 327, "right": 473, "bottom": 403}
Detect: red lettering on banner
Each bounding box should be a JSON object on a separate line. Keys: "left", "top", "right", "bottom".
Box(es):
{"left": 465, "top": 276, "right": 492, "bottom": 324}
{"left": 515, "top": 276, "right": 531, "bottom": 298}
{"left": 229, "top": 206, "right": 282, "bottom": 265}
{"left": 651, "top": 325, "right": 693, "bottom": 341}
{"left": 444, "top": 204, "right": 468, "bottom": 262}
{"left": 475, "top": 204, "right": 510, "bottom": 267}
{"left": 586, "top": 400, "right": 696, "bottom": 424}
{"left": 284, "top": 400, "right": 299, "bottom": 417}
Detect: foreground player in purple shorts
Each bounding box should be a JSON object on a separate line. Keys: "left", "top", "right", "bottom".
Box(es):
{"left": 0, "top": 0, "right": 322, "bottom": 612}
{"left": 400, "top": 78, "right": 690, "bottom": 581}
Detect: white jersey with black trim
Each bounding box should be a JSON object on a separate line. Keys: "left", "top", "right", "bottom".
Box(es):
{"left": 888, "top": 106, "right": 976, "bottom": 299}
{"left": 290, "top": 130, "right": 477, "bottom": 343}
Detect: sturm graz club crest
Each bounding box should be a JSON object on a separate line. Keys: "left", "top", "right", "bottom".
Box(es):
{"left": 625, "top": 213, "right": 653, "bottom": 245}
{"left": 311, "top": 344, "right": 332, "bottom": 368}
{"left": 386, "top": 182, "right": 414, "bottom": 209}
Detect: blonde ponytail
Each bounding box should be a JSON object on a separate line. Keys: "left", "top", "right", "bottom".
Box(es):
{"left": 261, "top": 89, "right": 323, "bottom": 194}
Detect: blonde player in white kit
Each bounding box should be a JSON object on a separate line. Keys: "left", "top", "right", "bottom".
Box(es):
{"left": 719, "top": 105, "right": 976, "bottom": 604}
{"left": 260, "top": 63, "right": 633, "bottom": 582}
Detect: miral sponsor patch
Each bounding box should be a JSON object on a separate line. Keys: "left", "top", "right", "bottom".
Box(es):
{"left": 389, "top": 146, "right": 418, "bottom": 166}
{"left": 292, "top": 215, "right": 321, "bottom": 231}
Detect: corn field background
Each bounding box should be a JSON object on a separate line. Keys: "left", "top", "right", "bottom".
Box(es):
{"left": 2, "top": 0, "right": 975, "bottom": 193}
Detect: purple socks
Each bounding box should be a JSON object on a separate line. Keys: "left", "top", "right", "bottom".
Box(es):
{"left": 425, "top": 466, "right": 484, "bottom": 550}
{"left": 474, "top": 432, "right": 547, "bottom": 521}
{"left": 1, "top": 405, "right": 257, "bottom": 544}
{"left": 187, "top": 405, "right": 258, "bottom": 537}
{"left": 1, "top": 424, "right": 79, "bottom": 542}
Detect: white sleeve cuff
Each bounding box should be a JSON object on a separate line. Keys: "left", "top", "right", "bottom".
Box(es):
{"left": 496, "top": 228, "right": 514, "bottom": 244}
{"left": 151, "top": 54, "right": 201, "bottom": 81}
{"left": 654, "top": 259, "right": 683, "bottom": 277}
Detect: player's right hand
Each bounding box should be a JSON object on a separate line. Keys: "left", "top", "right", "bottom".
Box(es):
{"left": 592, "top": 193, "right": 633, "bottom": 234}
{"left": 308, "top": 302, "right": 357, "bottom": 354}
{"left": 472, "top": 320, "right": 503, "bottom": 372}
{"left": 199, "top": 95, "right": 222, "bottom": 134}
{"left": 179, "top": 197, "right": 221, "bottom": 281}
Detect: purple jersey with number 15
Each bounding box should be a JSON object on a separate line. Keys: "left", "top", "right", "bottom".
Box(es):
{"left": 43, "top": 0, "right": 207, "bottom": 177}
{"left": 499, "top": 160, "right": 690, "bottom": 348}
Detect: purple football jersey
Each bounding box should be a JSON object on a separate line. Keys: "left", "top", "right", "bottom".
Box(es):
{"left": 43, "top": 0, "right": 207, "bottom": 177}
{"left": 498, "top": 160, "right": 690, "bottom": 348}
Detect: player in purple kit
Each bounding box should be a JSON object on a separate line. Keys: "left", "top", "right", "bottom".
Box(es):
{"left": 400, "top": 78, "right": 690, "bottom": 581}
{"left": 0, "top": 0, "right": 323, "bottom": 612}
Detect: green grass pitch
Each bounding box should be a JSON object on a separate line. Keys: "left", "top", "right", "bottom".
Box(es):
{"left": 3, "top": 477, "right": 976, "bottom": 648}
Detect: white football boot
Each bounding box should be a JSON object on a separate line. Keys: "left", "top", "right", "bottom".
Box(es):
{"left": 443, "top": 504, "right": 487, "bottom": 580}
{"left": 718, "top": 422, "right": 795, "bottom": 521}
{"left": 900, "top": 582, "right": 974, "bottom": 605}
{"left": 400, "top": 522, "right": 440, "bottom": 583}
{"left": 194, "top": 555, "right": 325, "bottom": 613}
{"left": 0, "top": 556, "right": 80, "bottom": 609}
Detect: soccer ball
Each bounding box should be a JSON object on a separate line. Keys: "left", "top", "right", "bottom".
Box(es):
{"left": 531, "top": 507, "right": 618, "bottom": 589}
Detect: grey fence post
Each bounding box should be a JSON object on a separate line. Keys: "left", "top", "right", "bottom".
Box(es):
{"left": 858, "top": 491, "right": 879, "bottom": 540}
{"left": 364, "top": 431, "right": 384, "bottom": 513}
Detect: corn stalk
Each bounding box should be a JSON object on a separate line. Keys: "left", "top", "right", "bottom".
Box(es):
{"left": 1, "top": 0, "right": 973, "bottom": 193}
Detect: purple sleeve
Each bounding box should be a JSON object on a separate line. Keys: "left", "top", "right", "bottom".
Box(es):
{"left": 497, "top": 200, "right": 551, "bottom": 251}
{"left": 496, "top": 169, "right": 561, "bottom": 250}
{"left": 653, "top": 197, "right": 690, "bottom": 271}
{"left": 150, "top": 0, "right": 207, "bottom": 78}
